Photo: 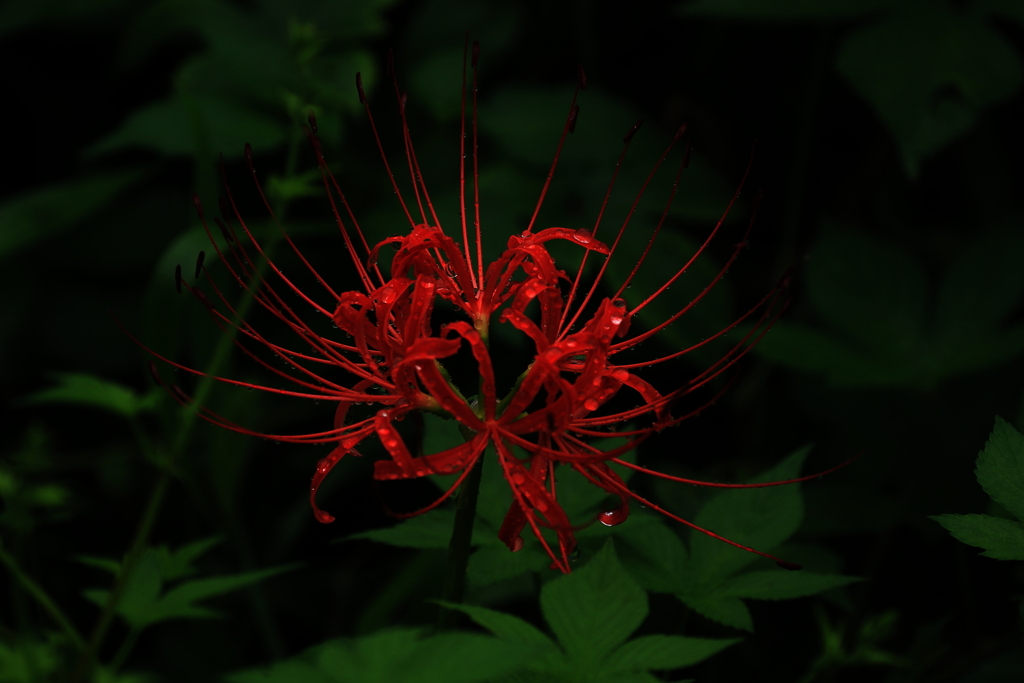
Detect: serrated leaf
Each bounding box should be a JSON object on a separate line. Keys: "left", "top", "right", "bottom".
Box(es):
{"left": 931, "top": 513, "right": 1024, "bottom": 560}
{"left": 718, "top": 570, "right": 862, "bottom": 600}
{"left": 0, "top": 172, "right": 139, "bottom": 259}
{"left": 678, "top": 595, "right": 753, "bottom": 632}
{"left": 76, "top": 555, "right": 121, "bottom": 574}
{"left": 605, "top": 634, "right": 740, "bottom": 672}
{"left": 689, "top": 447, "right": 809, "bottom": 581}
{"left": 617, "top": 521, "right": 688, "bottom": 594}
{"left": 468, "top": 544, "right": 551, "bottom": 588}
{"left": 540, "top": 540, "right": 648, "bottom": 662}
{"left": 151, "top": 537, "right": 222, "bottom": 582}
{"left": 21, "top": 373, "right": 159, "bottom": 419}
{"left": 435, "top": 601, "right": 557, "bottom": 649}
{"left": 975, "top": 417, "right": 1024, "bottom": 521}
{"left": 348, "top": 510, "right": 457, "bottom": 549}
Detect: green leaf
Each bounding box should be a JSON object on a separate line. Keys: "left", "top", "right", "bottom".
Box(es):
{"left": 0, "top": 0, "right": 132, "bottom": 35}
{"left": 231, "top": 628, "right": 533, "bottom": 683}
{"left": 975, "top": 417, "right": 1024, "bottom": 521}
{"left": 0, "top": 172, "right": 139, "bottom": 259}
{"left": 689, "top": 447, "right": 809, "bottom": 580}
{"left": 718, "top": 570, "right": 862, "bottom": 600}
{"left": 435, "top": 602, "right": 557, "bottom": 648}
{"left": 806, "top": 223, "right": 927, "bottom": 359}
{"left": 21, "top": 373, "right": 159, "bottom": 419}
{"left": 468, "top": 544, "right": 552, "bottom": 588}
{"left": 85, "top": 544, "right": 294, "bottom": 629}
{"left": 678, "top": 0, "right": 889, "bottom": 20}
{"left": 347, "top": 510, "right": 457, "bottom": 549}
{"left": 679, "top": 595, "right": 753, "bottom": 632}
{"left": 935, "top": 229, "right": 1024, "bottom": 341}
{"left": 605, "top": 634, "right": 739, "bottom": 672}
{"left": 87, "top": 96, "right": 286, "bottom": 159}
{"left": 836, "top": 6, "right": 1023, "bottom": 175}
{"left": 151, "top": 537, "right": 222, "bottom": 582}
{"left": 540, "top": 539, "right": 648, "bottom": 662}
{"left": 148, "top": 565, "right": 295, "bottom": 624}
{"left": 617, "top": 521, "right": 689, "bottom": 594}
{"left": 931, "top": 514, "right": 1024, "bottom": 560}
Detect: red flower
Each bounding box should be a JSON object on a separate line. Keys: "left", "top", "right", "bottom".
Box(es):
{"left": 141, "top": 45, "right": 844, "bottom": 573}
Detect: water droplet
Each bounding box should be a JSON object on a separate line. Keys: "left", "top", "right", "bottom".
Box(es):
{"left": 599, "top": 506, "right": 629, "bottom": 527}
{"left": 512, "top": 472, "right": 526, "bottom": 485}
{"left": 612, "top": 298, "right": 626, "bottom": 308}
{"left": 512, "top": 537, "right": 525, "bottom": 552}
{"left": 612, "top": 369, "right": 629, "bottom": 381}
{"left": 572, "top": 228, "right": 593, "bottom": 245}
{"left": 584, "top": 398, "right": 600, "bottom": 411}
{"left": 569, "top": 548, "right": 580, "bottom": 562}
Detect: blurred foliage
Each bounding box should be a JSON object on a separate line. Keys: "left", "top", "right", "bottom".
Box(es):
{"left": 3, "top": 0, "right": 1024, "bottom": 681}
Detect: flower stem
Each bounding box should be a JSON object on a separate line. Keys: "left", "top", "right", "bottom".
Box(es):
{"left": 437, "top": 454, "right": 484, "bottom": 629}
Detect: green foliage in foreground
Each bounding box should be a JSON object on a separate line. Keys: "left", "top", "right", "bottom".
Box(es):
{"left": 933, "top": 417, "right": 1024, "bottom": 560}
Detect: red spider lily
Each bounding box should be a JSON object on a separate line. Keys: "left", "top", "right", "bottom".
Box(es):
{"left": 141, "top": 43, "right": 846, "bottom": 574}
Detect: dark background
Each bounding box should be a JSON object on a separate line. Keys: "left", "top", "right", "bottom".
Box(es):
{"left": 3, "top": 0, "right": 1024, "bottom": 681}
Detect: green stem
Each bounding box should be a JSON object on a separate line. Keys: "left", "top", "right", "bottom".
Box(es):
{"left": 73, "top": 473, "right": 170, "bottom": 681}
{"left": 107, "top": 627, "right": 141, "bottom": 674}
{"left": 71, "top": 111, "right": 308, "bottom": 682}
{"left": 437, "top": 455, "right": 485, "bottom": 629}
{"left": 0, "top": 542, "right": 86, "bottom": 652}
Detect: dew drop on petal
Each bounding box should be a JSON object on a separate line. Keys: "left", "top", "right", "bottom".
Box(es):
{"left": 584, "top": 398, "right": 600, "bottom": 411}
{"left": 599, "top": 506, "right": 629, "bottom": 526}
{"left": 612, "top": 369, "right": 630, "bottom": 381}
{"left": 512, "top": 472, "right": 526, "bottom": 485}
{"left": 572, "top": 228, "right": 593, "bottom": 245}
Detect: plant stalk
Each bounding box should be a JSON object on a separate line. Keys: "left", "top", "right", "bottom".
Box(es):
{"left": 437, "top": 454, "right": 485, "bottom": 629}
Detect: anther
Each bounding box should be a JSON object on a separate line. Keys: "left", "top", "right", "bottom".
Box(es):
{"left": 175, "top": 265, "right": 182, "bottom": 294}
{"left": 356, "top": 73, "right": 366, "bottom": 103}
{"left": 307, "top": 111, "right": 317, "bottom": 134}
{"left": 623, "top": 119, "right": 643, "bottom": 144}
{"left": 192, "top": 194, "right": 204, "bottom": 219}
{"left": 673, "top": 123, "right": 687, "bottom": 143}
{"left": 568, "top": 105, "right": 580, "bottom": 134}
{"left": 471, "top": 41, "right": 480, "bottom": 67}
{"left": 577, "top": 64, "right": 587, "bottom": 90}
{"left": 194, "top": 251, "right": 206, "bottom": 278}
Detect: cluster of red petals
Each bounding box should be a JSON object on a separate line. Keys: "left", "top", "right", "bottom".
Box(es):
{"left": 144, "top": 46, "right": 842, "bottom": 573}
